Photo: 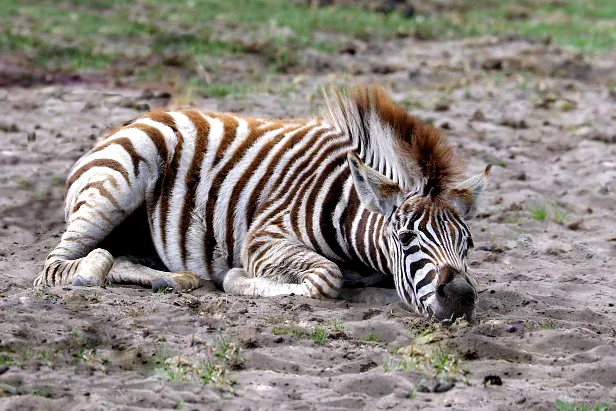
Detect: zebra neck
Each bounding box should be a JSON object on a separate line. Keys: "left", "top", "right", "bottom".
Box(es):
{"left": 340, "top": 181, "right": 394, "bottom": 277}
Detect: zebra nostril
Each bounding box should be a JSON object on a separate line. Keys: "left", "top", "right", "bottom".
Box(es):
{"left": 437, "top": 283, "right": 446, "bottom": 298}
{"left": 441, "top": 276, "right": 476, "bottom": 305}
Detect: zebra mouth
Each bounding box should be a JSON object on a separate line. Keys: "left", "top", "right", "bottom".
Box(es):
{"left": 421, "top": 291, "right": 435, "bottom": 316}
{"left": 420, "top": 291, "right": 435, "bottom": 304}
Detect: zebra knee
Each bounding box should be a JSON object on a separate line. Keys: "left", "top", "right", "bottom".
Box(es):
{"left": 303, "top": 265, "right": 343, "bottom": 299}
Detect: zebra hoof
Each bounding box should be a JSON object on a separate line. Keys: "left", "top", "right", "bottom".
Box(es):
{"left": 152, "top": 278, "right": 176, "bottom": 293}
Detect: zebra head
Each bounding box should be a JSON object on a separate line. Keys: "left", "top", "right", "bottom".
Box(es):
{"left": 348, "top": 152, "right": 491, "bottom": 321}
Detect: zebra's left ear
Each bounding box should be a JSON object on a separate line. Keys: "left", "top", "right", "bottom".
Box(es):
{"left": 347, "top": 152, "right": 405, "bottom": 217}
{"left": 449, "top": 164, "right": 492, "bottom": 220}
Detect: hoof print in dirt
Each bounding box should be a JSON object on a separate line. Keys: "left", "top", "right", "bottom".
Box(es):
{"left": 417, "top": 381, "right": 455, "bottom": 393}
{"left": 483, "top": 375, "right": 503, "bottom": 386}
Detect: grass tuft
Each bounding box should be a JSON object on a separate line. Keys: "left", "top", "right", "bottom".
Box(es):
{"left": 157, "top": 338, "right": 242, "bottom": 386}
{"left": 555, "top": 400, "right": 612, "bottom": 411}
{"left": 384, "top": 345, "right": 468, "bottom": 381}
{"left": 364, "top": 332, "right": 381, "bottom": 343}
{"left": 530, "top": 205, "right": 549, "bottom": 222}
{"left": 311, "top": 327, "right": 327, "bottom": 345}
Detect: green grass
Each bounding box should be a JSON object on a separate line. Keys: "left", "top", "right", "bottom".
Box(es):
{"left": 156, "top": 338, "right": 241, "bottom": 386}
{"left": 530, "top": 205, "right": 549, "bottom": 222}
{"left": 14, "top": 178, "right": 31, "bottom": 190}
{"left": 556, "top": 400, "right": 612, "bottom": 411}
{"left": 1, "top": 0, "right": 614, "bottom": 92}
{"left": 552, "top": 205, "right": 572, "bottom": 225}
{"left": 0, "top": 353, "right": 13, "bottom": 365}
{"left": 529, "top": 202, "right": 573, "bottom": 224}
{"left": 311, "top": 327, "right": 327, "bottom": 345}
{"left": 384, "top": 345, "right": 468, "bottom": 381}
{"left": 364, "top": 332, "right": 381, "bottom": 343}
{"left": 272, "top": 326, "right": 308, "bottom": 339}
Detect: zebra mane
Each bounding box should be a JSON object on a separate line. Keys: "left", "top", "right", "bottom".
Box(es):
{"left": 323, "top": 84, "right": 464, "bottom": 196}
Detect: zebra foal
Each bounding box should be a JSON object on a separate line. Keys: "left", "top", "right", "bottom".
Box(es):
{"left": 35, "top": 85, "right": 490, "bottom": 321}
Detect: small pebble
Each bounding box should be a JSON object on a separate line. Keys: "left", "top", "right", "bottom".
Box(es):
{"left": 274, "top": 336, "right": 283, "bottom": 344}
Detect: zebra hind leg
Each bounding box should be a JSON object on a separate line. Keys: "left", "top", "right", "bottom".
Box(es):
{"left": 107, "top": 256, "right": 204, "bottom": 292}
{"left": 35, "top": 169, "right": 144, "bottom": 287}
{"left": 34, "top": 248, "right": 114, "bottom": 288}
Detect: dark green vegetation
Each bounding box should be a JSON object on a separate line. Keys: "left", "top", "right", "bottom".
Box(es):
{"left": 1, "top": 0, "right": 615, "bottom": 92}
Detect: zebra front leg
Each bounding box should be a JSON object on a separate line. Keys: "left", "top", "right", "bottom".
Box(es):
{"left": 222, "top": 268, "right": 310, "bottom": 297}
{"left": 107, "top": 256, "right": 203, "bottom": 292}
{"left": 223, "top": 239, "right": 344, "bottom": 299}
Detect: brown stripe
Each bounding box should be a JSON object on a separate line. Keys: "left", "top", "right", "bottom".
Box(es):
{"left": 212, "top": 114, "right": 242, "bottom": 166}
{"left": 50, "top": 261, "right": 62, "bottom": 285}
{"left": 202, "top": 115, "right": 241, "bottom": 273}
{"left": 204, "top": 117, "right": 282, "bottom": 272}
{"left": 76, "top": 181, "right": 120, "bottom": 209}
{"left": 355, "top": 209, "right": 371, "bottom": 266}
{"left": 251, "top": 129, "right": 343, "bottom": 230}
{"left": 72, "top": 200, "right": 87, "bottom": 213}
{"left": 304, "top": 276, "right": 326, "bottom": 297}
{"left": 225, "top": 123, "right": 306, "bottom": 267}
{"left": 66, "top": 159, "right": 130, "bottom": 191}
{"left": 91, "top": 137, "right": 146, "bottom": 177}
{"left": 71, "top": 216, "right": 106, "bottom": 232}
{"left": 46, "top": 252, "right": 71, "bottom": 259}
{"left": 287, "top": 140, "right": 348, "bottom": 241}
{"left": 63, "top": 233, "right": 99, "bottom": 242}
{"left": 373, "top": 215, "right": 389, "bottom": 274}
{"left": 318, "top": 169, "right": 350, "bottom": 261}
{"left": 344, "top": 189, "right": 364, "bottom": 263}
{"left": 125, "top": 123, "right": 170, "bottom": 219}
{"left": 178, "top": 110, "right": 210, "bottom": 265}
{"left": 94, "top": 209, "right": 114, "bottom": 226}
{"left": 64, "top": 260, "right": 78, "bottom": 283}
{"left": 159, "top": 129, "right": 183, "bottom": 252}
{"left": 142, "top": 111, "right": 177, "bottom": 130}
{"left": 366, "top": 212, "right": 379, "bottom": 269}
{"left": 302, "top": 159, "right": 346, "bottom": 259}
{"left": 310, "top": 267, "right": 341, "bottom": 292}
{"left": 125, "top": 123, "right": 169, "bottom": 161}
{"left": 244, "top": 123, "right": 313, "bottom": 231}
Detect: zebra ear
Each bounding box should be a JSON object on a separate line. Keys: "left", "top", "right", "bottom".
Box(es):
{"left": 449, "top": 164, "right": 492, "bottom": 220}
{"left": 347, "top": 152, "right": 404, "bottom": 216}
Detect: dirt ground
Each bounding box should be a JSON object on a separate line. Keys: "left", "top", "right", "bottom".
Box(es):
{"left": 1, "top": 34, "right": 616, "bottom": 410}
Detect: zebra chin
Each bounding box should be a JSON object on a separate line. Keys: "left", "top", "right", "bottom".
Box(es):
{"left": 422, "top": 276, "right": 477, "bottom": 322}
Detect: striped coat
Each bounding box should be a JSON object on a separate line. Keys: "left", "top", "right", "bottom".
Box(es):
{"left": 36, "top": 85, "right": 490, "bottom": 320}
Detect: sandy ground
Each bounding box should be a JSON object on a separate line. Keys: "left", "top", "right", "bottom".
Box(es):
{"left": 1, "top": 36, "right": 616, "bottom": 410}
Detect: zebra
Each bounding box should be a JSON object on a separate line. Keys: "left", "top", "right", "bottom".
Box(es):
{"left": 34, "top": 85, "right": 491, "bottom": 321}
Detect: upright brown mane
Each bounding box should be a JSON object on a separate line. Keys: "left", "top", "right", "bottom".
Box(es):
{"left": 323, "top": 84, "right": 464, "bottom": 196}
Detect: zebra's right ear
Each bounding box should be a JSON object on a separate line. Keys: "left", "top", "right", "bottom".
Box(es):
{"left": 347, "top": 152, "right": 404, "bottom": 217}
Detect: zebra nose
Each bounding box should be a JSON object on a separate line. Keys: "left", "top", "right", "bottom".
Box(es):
{"left": 442, "top": 276, "right": 476, "bottom": 306}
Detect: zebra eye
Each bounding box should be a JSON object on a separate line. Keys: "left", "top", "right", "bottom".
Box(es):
{"left": 398, "top": 231, "right": 417, "bottom": 245}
